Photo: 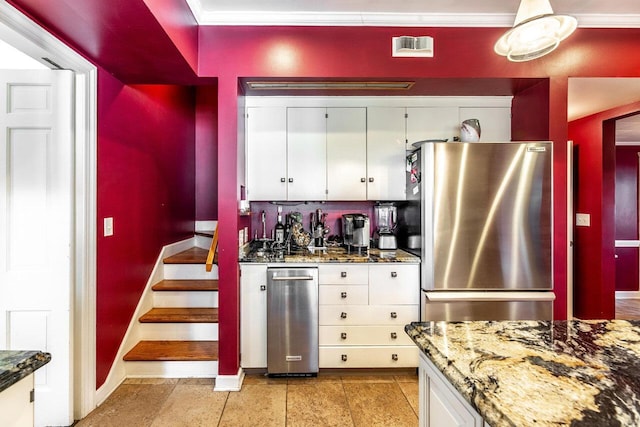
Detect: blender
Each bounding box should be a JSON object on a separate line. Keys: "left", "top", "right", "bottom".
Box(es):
{"left": 374, "top": 203, "right": 397, "bottom": 250}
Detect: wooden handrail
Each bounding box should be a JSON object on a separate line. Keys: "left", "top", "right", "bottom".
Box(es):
{"left": 206, "top": 226, "right": 219, "bottom": 272}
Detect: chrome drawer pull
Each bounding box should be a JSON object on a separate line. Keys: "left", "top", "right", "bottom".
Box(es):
{"left": 280, "top": 177, "right": 286, "bottom": 182}
{"left": 391, "top": 332, "right": 397, "bottom": 339}
{"left": 341, "top": 312, "right": 347, "bottom": 319}
{"left": 341, "top": 332, "right": 347, "bottom": 340}
{"left": 260, "top": 285, "right": 266, "bottom": 291}
{"left": 341, "top": 271, "right": 347, "bottom": 278}
{"left": 391, "top": 271, "right": 397, "bottom": 278}
{"left": 392, "top": 354, "right": 398, "bottom": 361}
{"left": 341, "top": 291, "right": 347, "bottom": 298}
{"left": 369, "top": 177, "right": 374, "bottom": 183}
{"left": 341, "top": 354, "right": 348, "bottom": 362}
{"left": 360, "top": 177, "right": 366, "bottom": 183}
{"left": 390, "top": 312, "right": 398, "bottom": 319}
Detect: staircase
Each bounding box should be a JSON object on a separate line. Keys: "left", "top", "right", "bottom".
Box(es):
{"left": 123, "top": 240, "right": 220, "bottom": 378}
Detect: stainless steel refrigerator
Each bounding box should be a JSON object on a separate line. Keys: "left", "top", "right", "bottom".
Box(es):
{"left": 398, "top": 141, "right": 555, "bottom": 321}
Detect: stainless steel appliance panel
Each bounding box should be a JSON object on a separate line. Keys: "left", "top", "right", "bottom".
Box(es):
{"left": 422, "top": 142, "right": 552, "bottom": 291}
{"left": 267, "top": 268, "right": 319, "bottom": 376}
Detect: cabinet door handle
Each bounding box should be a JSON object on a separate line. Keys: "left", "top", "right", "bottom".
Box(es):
{"left": 369, "top": 177, "right": 374, "bottom": 183}
{"left": 260, "top": 285, "right": 266, "bottom": 291}
{"left": 390, "top": 312, "right": 398, "bottom": 319}
{"left": 341, "top": 291, "right": 347, "bottom": 299}
{"left": 341, "top": 354, "right": 348, "bottom": 362}
{"left": 391, "top": 332, "right": 397, "bottom": 339}
{"left": 391, "top": 271, "right": 397, "bottom": 278}
{"left": 280, "top": 177, "right": 286, "bottom": 183}
{"left": 288, "top": 178, "right": 293, "bottom": 183}
{"left": 340, "top": 312, "right": 347, "bottom": 319}
{"left": 392, "top": 354, "right": 398, "bottom": 361}
{"left": 360, "top": 177, "right": 366, "bottom": 183}
{"left": 341, "top": 332, "right": 347, "bottom": 340}
{"left": 341, "top": 271, "right": 347, "bottom": 278}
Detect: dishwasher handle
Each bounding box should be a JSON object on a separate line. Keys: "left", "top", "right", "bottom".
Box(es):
{"left": 271, "top": 275, "right": 315, "bottom": 281}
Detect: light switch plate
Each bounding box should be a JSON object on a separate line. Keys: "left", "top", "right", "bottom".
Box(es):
{"left": 104, "top": 217, "right": 114, "bottom": 236}
{"left": 576, "top": 213, "right": 591, "bottom": 227}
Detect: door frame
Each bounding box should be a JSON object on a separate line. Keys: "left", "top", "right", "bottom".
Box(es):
{"left": 0, "top": 1, "right": 98, "bottom": 419}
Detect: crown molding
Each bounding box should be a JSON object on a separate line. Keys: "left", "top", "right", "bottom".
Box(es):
{"left": 186, "top": 8, "right": 640, "bottom": 28}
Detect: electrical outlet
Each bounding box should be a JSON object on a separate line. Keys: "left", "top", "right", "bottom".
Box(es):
{"left": 104, "top": 217, "right": 114, "bottom": 236}
{"left": 576, "top": 213, "right": 590, "bottom": 227}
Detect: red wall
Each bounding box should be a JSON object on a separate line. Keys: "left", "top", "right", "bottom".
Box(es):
{"left": 569, "top": 102, "right": 640, "bottom": 318}
{"left": 616, "top": 145, "right": 640, "bottom": 292}
{"left": 195, "top": 86, "right": 218, "bottom": 220}
{"left": 96, "top": 73, "right": 196, "bottom": 386}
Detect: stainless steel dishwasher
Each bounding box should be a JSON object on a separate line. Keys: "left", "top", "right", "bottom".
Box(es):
{"left": 267, "top": 267, "right": 319, "bottom": 376}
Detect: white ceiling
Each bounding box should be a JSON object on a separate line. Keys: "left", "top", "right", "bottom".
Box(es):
{"left": 187, "top": 0, "right": 640, "bottom": 142}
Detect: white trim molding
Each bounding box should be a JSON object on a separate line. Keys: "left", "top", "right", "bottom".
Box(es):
{"left": 214, "top": 368, "right": 245, "bottom": 392}
{"left": 615, "top": 240, "right": 640, "bottom": 248}
{"left": 616, "top": 291, "right": 640, "bottom": 299}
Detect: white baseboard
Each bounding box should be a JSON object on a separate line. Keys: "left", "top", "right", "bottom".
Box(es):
{"left": 616, "top": 291, "right": 640, "bottom": 299}
{"left": 95, "top": 237, "right": 197, "bottom": 405}
{"left": 214, "top": 368, "right": 245, "bottom": 392}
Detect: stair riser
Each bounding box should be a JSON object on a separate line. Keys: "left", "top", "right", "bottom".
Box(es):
{"left": 138, "top": 323, "right": 218, "bottom": 341}
{"left": 124, "top": 361, "right": 218, "bottom": 378}
{"left": 163, "top": 264, "right": 218, "bottom": 280}
{"left": 153, "top": 291, "right": 219, "bottom": 308}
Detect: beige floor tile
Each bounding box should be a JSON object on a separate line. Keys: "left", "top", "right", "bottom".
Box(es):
{"left": 218, "top": 384, "right": 287, "bottom": 427}
{"left": 124, "top": 378, "right": 179, "bottom": 385}
{"left": 151, "top": 384, "right": 228, "bottom": 427}
{"left": 398, "top": 381, "right": 419, "bottom": 417}
{"left": 75, "top": 384, "right": 175, "bottom": 427}
{"left": 287, "top": 382, "right": 354, "bottom": 427}
{"left": 243, "top": 374, "right": 289, "bottom": 385}
{"left": 340, "top": 374, "right": 396, "bottom": 383}
{"left": 344, "top": 382, "right": 418, "bottom": 427}
{"left": 394, "top": 373, "right": 419, "bottom": 383}
{"left": 288, "top": 374, "right": 343, "bottom": 384}
{"left": 178, "top": 377, "right": 215, "bottom": 385}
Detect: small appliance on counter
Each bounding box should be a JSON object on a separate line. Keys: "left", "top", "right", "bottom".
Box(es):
{"left": 373, "top": 203, "right": 397, "bottom": 250}
{"left": 341, "top": 213, "right": 370, "bottom": 254}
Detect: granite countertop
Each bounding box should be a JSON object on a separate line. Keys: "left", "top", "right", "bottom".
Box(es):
{"left": 240, "top": 242, "right": 420, "bottom": 264}
{"left": 405, "top": 320, "right": 640, "bottom": 427}
{"left": 0, "top": 350, "right": 51, "bottom": 393}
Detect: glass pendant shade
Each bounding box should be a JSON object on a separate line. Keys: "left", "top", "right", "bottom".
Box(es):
{"left": 494, "top": 0, "right": 577, "bottom": 62}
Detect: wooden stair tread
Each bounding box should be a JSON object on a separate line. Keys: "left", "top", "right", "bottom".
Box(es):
{"left": 152, "top": 279, "right": 219, "bottom": 292}
{"left": 139, "top": 307, "right": 218, "bottom": 323}
{"left": 163, "top": 247, "right": 209, "bottom": 264}
{"left": 123, "top": 340, "right": 218, "bottom": 361}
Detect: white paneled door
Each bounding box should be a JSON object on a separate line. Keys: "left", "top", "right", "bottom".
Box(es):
{"left": 0, "top": 69, "right": 74, "bottom": 426}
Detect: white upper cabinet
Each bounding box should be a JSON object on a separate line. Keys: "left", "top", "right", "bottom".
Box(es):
{"left": 287, "top": 107, "right": 328, "bottom": 201}
{"left": 326, "top": 107, "right": 367, "bottom": 200}
{"left": 406, "top": 107, "right": 459, "bottom": 146}
{"left": 459, "top": 107, "right": 511, "bottom": 142}
{"left": 367, "top": 107, "right": 407, "bottom": 201}
{"left": 246, "top": 107, "right": 288, "bottom": 200}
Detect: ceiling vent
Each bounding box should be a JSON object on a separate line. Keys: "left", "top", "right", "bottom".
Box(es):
{"left": 392, "top": 36, "right": 434, "bottom": 57}
{"left": 245, "top": 81, "right": 415, "bottom": 90}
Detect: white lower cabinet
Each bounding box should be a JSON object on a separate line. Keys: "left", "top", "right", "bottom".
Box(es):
{"left": 240, "top": 264, "right": 268, "bottom": 368}
{"left": 0, "top": 374, "right": 34, "bottom": 427}
{"left": 419, "top": 352, "right": 486, "bottom": 427}
{"left": 319, "top": 263, "right": 420, "bottom": 369}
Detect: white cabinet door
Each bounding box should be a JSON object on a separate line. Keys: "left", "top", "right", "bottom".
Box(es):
{"left": 240, "top": 264, "right": 268, "bottom": 368}
{"left": 327, "top": 107, "right": 367, "bottom": 200}
{"left": 287, "top": 107, "right": 327, "bottom": 200}
{"left": 459, "top": 107, "right": 511, "bottom": 142}
{"left": 367, "top": 107, "right": 407, "bottom": 201}
{"left": 369, "top": 264, "right": 420, "bottom": 305}
{"left": 246, "top": 107, "right": 288, "bottom": 200}
{"left": 0, "top": 374, "right": 34, "bottom": 427}
{"left": 406, "top": 107, "right": 459, "bottom": 146}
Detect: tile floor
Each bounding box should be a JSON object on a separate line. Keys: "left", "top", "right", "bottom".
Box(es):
{"left": 75, "top": 372, "right": 418, "bottom": 427}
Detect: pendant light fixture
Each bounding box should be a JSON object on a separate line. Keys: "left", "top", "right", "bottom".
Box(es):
{"left": 494, "top": 0, "right": 577, "bottom": 62}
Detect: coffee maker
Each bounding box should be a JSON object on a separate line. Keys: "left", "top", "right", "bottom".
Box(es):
{"left": 374, "top": 203, "right": 397, "bottom": 250}
{"left": 341, "top": 214, "right": 370, "bottom": 253}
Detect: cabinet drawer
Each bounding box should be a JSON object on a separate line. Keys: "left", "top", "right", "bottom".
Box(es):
{"left": 319, "top": 264, "right": 368, "bottom": 285}
{"left": 319, "top": 285, "right": 368, "bottom": 305}
{"left": 319, "top": 305, "right": 418, "bottom": 326}
{"left": 319, "top": 325, "right": 415, "bottom": 346}
{"left": 319, "top": 346, "right": 418, "bottom": 368}
{"left": 369, "top": 264, "right": 419, "bottom": 305}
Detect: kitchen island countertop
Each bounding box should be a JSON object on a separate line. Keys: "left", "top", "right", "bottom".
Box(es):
{"left": 0, "top": 350, "right": 51, "bottom": 393}
{"left": 405, "top": 320, "right": 640, "bottom": 426}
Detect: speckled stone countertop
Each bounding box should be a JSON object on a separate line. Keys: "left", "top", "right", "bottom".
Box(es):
{"left": 240, "top": 244, "right": 420, "bottom": 264}
{"left": 405, "top": 320, "right": 640, "bottom": 427}
{"left": 0, "top": 351, "right": 51, "bottom": 393}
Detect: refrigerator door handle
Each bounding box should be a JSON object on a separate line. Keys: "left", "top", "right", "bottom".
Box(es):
{"left": 424, "top": 291, "right": 556, "bottom": 302}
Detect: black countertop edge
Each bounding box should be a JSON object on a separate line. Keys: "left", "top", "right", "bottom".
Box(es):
{"left": 0, "top": 351, "right": 51, "bottom": 393}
